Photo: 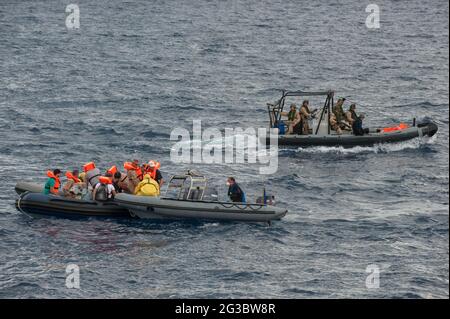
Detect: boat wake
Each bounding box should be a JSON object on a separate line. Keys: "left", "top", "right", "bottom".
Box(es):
{"left": 281, "top": 135, "right": 437, "bottom": 156}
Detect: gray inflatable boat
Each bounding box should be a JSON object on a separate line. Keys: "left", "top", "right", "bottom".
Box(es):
{"left": 15, "top": 181, "right": 45, "bottom": 195}
{"left": 266, "top": 90, "right": 438, "bottom": 147}
{"left": 115, "top": 172, "right": 288, "bottom": 223}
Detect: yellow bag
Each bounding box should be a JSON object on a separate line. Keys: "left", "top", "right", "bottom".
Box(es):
{"left": 134, "top": 174, "right": 160, "bottom": 197}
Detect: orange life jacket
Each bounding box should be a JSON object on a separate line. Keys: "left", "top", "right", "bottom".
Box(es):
{"left": 382, "top": 123, "right": 409, "bottom": 133}
{"left": 65, "top": 171, "right": 80, "bottom": 183}
{"left": 123, "top": 162, "right": 143, "bottom": 181}
{"left": 107, "top": 165, "right": 118, "bottom": 175}
{"left": 99, "top": 176, "right": 112, "bottom": 184}
{"left": 83, "top": 162, "right": 96, "bottom": 173}
{"left": 144, "top": 161, "right": 161, "bottom": 180}
{"left": 46, "top": 171, "right": 61, "bottom": 193}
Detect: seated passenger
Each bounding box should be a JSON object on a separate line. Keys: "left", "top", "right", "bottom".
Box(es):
{"left": 112, "top": 171, "right": 133, "bottom": 194}
{"left": 78, "top": 172, "right": 86, "bottom": 184}
{"left": 352, "top": 114, "right": 369, "bottom": 136}
{"left": 93, "top": 175, "right": 116, "bottom": 201}
{"left": 281, "top": 104, "right": 298, "bottom": 124}
{"left": 44, "top": 169, "right": 61, "bottom": 195}
{"left": 124, "top": 161, "right": 143, "bottom": 191}
{"left": 281, "top": 104, "right": 301, "bottom": 135}
{"left": 83, "top": 162, "right": 101, "bottom": 192}
{"left": 299, "top": 100, "right": 314, "bottom": 135}
{"left": 143, "top": 160, "right": 164, "bottom": 187}
{"left": 345, "top": 103, "right": 358, "bottom": 125}
{"left": 134, "top": 174, "right": 160, "bottom": 197}
{"left": 63, "top": 169, "right": 83, "bottom": 198}
{"left": 330, "top": 113, "right": 343, "bottom": 135}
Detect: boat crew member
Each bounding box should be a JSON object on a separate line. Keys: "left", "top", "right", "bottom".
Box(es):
{"left": 134, "top": 174, "right": 160, "bottom": 197}
{"left": 282, "top": 104, "right": 300, "bottom": 134}
{"left": 332, "top": 98, "right": 346, "bottom": 122}
{"left": 227, "top": 177, "right": 245, "bottom": 203}
{"left": 345, "top": 103, "right": 358, "bottom": 125}
{"left": 330, "top": 113, "right": 343, "bottom": 135}
{"left": 299, "top": 100, "right": 314, "bottom": 135}
{"left": 44, "top": 169, "right": 61, "bottom": 195}
{"left": 93, "top": 175, "right": 116, "bottom": 201}
{"left": 352, "top": 113, "right": 369, "bottom": 136}
{"left": 144, "top": 160, "right": 164, "bottom": 186}
{"left": 63, "top": 169, "right": 83, "bottom": 198}
{"left": 286, "top": 104, "right": 297, "bottom": 123}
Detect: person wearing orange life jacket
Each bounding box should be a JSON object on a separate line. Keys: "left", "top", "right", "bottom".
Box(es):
{"left": 83, "top": 162, "right": 101, "bottom": 193}
{"left": 106, "top": 165, "right": 132, "bottom": 194}
{"left": 143, "top": 160, "right": 164, "bottom": 186}
{"left": 62, "top": 169, "right": 84, "bottom": 198}
{"left": 132, "top": 159, "right": 144, "bottom": 181}
{"left": 124, "top": 161, "right": 143, "bottom": 191}
{"left": 44, "top": 169, "right": 61, "bottom": 195}
{"left": 93, "top": 175, "right": 116, "bottom": 201}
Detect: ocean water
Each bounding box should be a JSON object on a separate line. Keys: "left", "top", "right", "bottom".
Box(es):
{"left": 0, "top": 0, "right": 448, "bottom": 298}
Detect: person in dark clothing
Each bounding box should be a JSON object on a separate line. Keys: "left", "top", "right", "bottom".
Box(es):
{"left": 352, "top": 114, "right": 369, "bottom": 136}
{"left": 227, "top": 177, "right": 245, "bottom": 203}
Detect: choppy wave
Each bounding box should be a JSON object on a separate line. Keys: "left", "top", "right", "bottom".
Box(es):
{"left": 0, "top": 0, "right": 448, "bottom": 299}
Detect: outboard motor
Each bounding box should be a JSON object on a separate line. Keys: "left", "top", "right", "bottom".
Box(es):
{"left": 256, "top": 194, "right": 275, "bottom": 205}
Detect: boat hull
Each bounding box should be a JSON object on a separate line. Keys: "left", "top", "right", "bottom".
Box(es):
{"left": 115, "top": 193, "right": 288, "bottom": 222}
{"left": 15, "top": 189, "right": 130, "bottom": 219}
{"left": 270, "top": 122, "right": 438, "bottom": 147}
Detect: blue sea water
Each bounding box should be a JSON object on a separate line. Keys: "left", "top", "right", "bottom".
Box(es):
{"left": 0, "top": 0, "right": 448, "bottom": 298}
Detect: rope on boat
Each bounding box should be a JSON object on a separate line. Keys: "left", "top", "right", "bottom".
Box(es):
{"left": 218, "top": 202, "right": 265, "bottom": 212}
{"left": 16, "top": 192, "right": 33, "bottom": 218}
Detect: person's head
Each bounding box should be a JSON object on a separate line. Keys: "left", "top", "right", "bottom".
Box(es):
{"left": 290, "top": 103, "right": 296, "bottom": 111}
{"left": 350, "top": 103, "right": 356, "bottom": 111}
{"left": 359, "top": 113, "right": 365, "bottom": 119}
{"left": 72, "top": 169, "right": 79, "bottom": 177}
{"left": 113, "top": 171, "right": 121, "bottom": 182}
{"left": 337, "top": 98, "right": 345, "bottom": 106}
{"left": 53, "top": 169, "right": 61, "bottom": 176}
{"left": 105, "top": 172, "right": 113, "bottom": 179}
{"left": 302, "top": 100, "right": 309, "bottom": 107}
{"left": 148, "top": 160, "right": 156, "bottom": 170}
{"left": 227, "top": 177, "right": 236, "bottom": 186}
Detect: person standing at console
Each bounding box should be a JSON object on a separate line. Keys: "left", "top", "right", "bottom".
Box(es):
{"left": 227, "top": 177, "right": 245, "bottom": 203}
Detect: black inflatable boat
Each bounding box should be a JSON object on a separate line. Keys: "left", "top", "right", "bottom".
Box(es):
{"left": 266, "top": 90, "right": 438, "bottom": 147}
{"left": 15, "top": 182, "right": 130, "bottom": 218}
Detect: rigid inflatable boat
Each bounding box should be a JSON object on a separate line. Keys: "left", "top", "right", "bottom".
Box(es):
{"left": 115, "top": 171, "right": 288, "bottom": 223}
{"left": 14, "top": 182, "right": 130, "bottom": 218}
{"left": 266, "top": 90, "right": 438, "bottom": 147}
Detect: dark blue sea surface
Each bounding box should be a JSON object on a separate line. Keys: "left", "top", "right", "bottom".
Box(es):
{"left": 0, "top": 0, "right": 448, "bottom": 298}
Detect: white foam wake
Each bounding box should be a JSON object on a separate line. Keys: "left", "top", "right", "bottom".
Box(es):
{"left": 284, "top": 135, "right": 437, "bottom": 155}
